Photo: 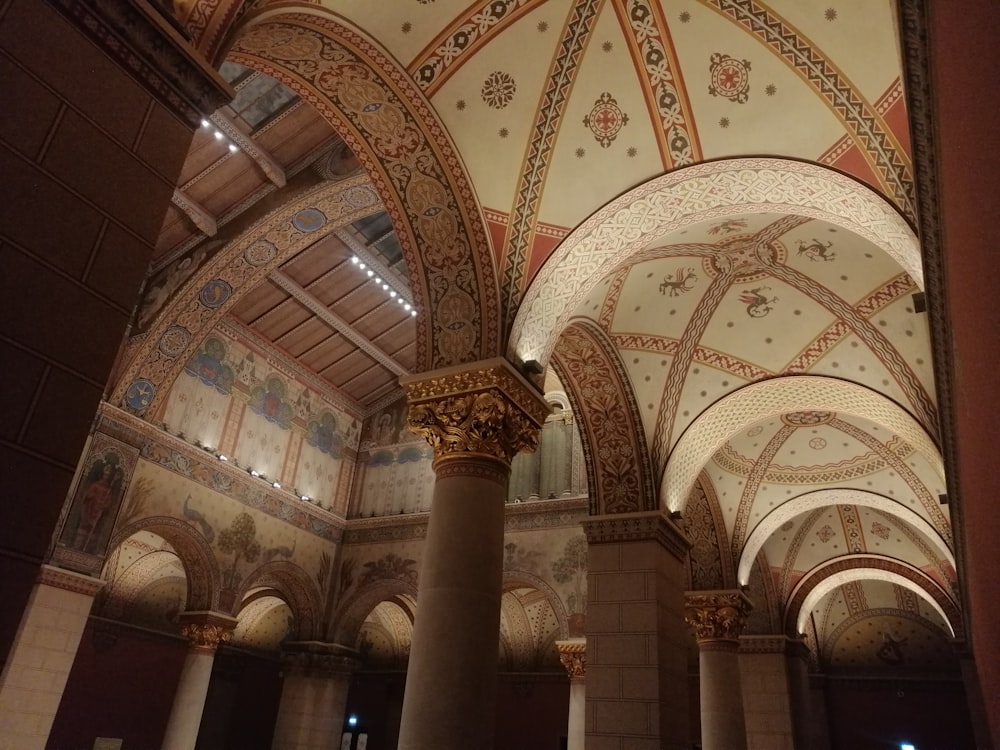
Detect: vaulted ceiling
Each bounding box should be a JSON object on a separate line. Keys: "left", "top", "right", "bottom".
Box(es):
{"left": 135, "top": 0, "right": 953, "bottom": 670}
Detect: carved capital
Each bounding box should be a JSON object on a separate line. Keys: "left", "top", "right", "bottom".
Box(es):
{"left": 281, "top": 641, "right": 362, "bottom": 677}
{"left": 684, "top": 590, "right": 753, "bottom": 645}
{"left": 402, "top": 358, "right": 549, "bottom": 465}
{"left": 178, "top": 611, "right": 237, "bottom": 652}
{"left": 556, "top": 639, "right": 586, "bottom": 681}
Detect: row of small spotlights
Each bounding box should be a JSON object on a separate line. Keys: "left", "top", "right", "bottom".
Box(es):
{"left": 350, "top": 256, "right": 417, "bottom": 317}
{"left": 210, "top": 450, "right": 311, "bottom": 502}
{"left": 200, "top": 119, "right": 239, "bottom": 154}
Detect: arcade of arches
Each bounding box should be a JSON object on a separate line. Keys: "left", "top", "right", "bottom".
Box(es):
{"left": 1, "top": 2, "right": 998, "bottom": 749}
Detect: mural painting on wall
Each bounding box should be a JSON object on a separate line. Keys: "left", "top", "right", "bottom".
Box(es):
{"left": 54, "top": 434, "right": 139, "bottom": 573}
{"left": 552, "top": 536, "right": 587, "bottom": 634}
{"left": 503, "top": 542, "right": 542, "bottom": 574}
{"left": 136, "top": 242, "right": 218, "bottom": 333}
{"left": 362, "top": 395, "right": 418, "bottom": 449}
{"left": 249, "top": 375, "right": 295, "bottom": 429}
{"left": 360, "top": 553, "right": 419, "bottom": 587}
{"left": 185, "top": 337, "right": 235, "bottom": 394}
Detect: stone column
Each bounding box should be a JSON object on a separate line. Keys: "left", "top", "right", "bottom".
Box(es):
{"left": 161, "top": 611, "right": 237, "bottom": 750}
{"left": 806, "top": 674, "right": 831, "bottom": 750}
{"left": 685, "top": 589, "right": 753, "bottom": 750}
{"left": 583, "top": 511, "right": 693, "bottom": 749}
{"left": 0, "top": 565, "right": 103, "bottom": 750}
{"left": 271, "top": 642, "right": 360, "bottom": 750}
{"left": 556, "top": 639, "right": 586, "bottom": 750}
{"left": 739, "top": 635, "right": 811, "bottom": 750}
{"left": 396, "top": 358, "right": 549, "bottom": 750}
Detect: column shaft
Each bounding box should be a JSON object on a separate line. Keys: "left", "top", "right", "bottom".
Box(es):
{"left": 271, "top": 644, "right": 358, "bottom": 750}
{"left": 396, "top": 358, "right": 549, "bottom": 750}
{"left": 161, "top": 612, "right": 236, "bottom": 750}
{"left": 162, "top": 649, "right": 217, "bottom": 750}
{"left": 700, "top": 645, "right": 747, "bottom": 750}
{"left": 686, "top": 590, "right": 753, "bottom": 750}
{"left": 397, "top": 456, "right": 509, "bottom": 750}
{"left": 556, "top": 639, "right": 586, "bottom": 750}
{"left": 584, "top": 511, "right": 692, "bottom": 750}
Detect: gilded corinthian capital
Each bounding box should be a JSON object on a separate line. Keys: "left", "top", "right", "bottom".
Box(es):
{"left": 178, "top": 611, "right": 238, "bottom": 652}
{"left": 401, "top": 358, "right": 550, "bottom": 464}
{"left": 684, "top": 590, "right": 753, "bottom": 644}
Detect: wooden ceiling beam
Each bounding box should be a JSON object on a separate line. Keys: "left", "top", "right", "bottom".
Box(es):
{"left": 270, "top": 270, "right": 410, "bottom": 378}
{"left": 171, "top": 188, "right": 217, "bottom": 236}
{"left": 211, "top": 110, "right": 287, "bottom": 187}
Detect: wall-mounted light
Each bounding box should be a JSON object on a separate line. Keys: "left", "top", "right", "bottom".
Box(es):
{"left": 249, "top": 468, "right": 260, "bottom": 477}
{"left": 217, "top": 454, "right": 228, "bottom": 462}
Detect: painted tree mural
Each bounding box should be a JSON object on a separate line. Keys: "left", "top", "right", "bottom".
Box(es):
{"left": 219, "top": 511, "right": 261, "bottom": 605}
{"left": 552, "top": 535, "right": 587, "bottom": 616}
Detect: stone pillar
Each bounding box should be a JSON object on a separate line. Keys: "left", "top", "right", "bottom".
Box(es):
{"left": 739, "top": 635, "right": 811, "bottom": 750}
{"left": 556, "top": 639, "right": 586, "bottom": 750}
{"left": 583, "top": 511, "right": 693, "bottom": 750}
{"left": 161, "top": 611, "right": 237, "bottom": 750}
{"left": 806, "top": 674, "right": 831, "bottom": 750}
{"left": 0, "top": 566, "right": 103, "bottom": 750}
{"left": 271, "top": 642, "right": 360, "bottom": 750}
{"left": 685, "top": 589, "right": 753, "bottom": 750}
{"left": 396, "top": 359, "right": 549, "bottom": 750}
{"left": 955, "top": 639, "right": 994, "bottom": 749}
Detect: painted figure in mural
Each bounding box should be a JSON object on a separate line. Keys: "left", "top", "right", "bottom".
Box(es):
{"left": 63, "top": 452, "right": 125, "bottom": 554}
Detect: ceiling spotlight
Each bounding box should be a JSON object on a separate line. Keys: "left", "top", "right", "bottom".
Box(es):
{"left": 382, "top": 283, "right": 389, "bottom": 290}
{"left": 410, "top": 309, "right": 417, "bottom": 317}
{"left": 397, "top": 298, "right": 404, "bottom": 305}
{"left": 389, "top": 291, "right": 397, "bottom": 298}
{"left": 373, "top": 276, "right": 382, "bottom": 284}
{"left": 351, "top": 256, "right": 358, "bottom": 264}
{"left": 213, "top": 130, "right": 224, "bottom": 140}
{"left": 200, "top": 119, "right": 210, "bottom": 128}
{"left": 404, "top": 303, "right": 411, "bottom": 311}
{"left": 367, "top": 269, "right": 374, "bottom": 277}
{"left": 228, "top": 143, "right": 237, "bottom": 153}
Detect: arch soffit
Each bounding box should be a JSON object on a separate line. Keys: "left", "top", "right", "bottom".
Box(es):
{"left": 502, "top": 570, "right": 571, "bottom": 640}
{"left": 237, "top": 559, "right": 324, "bottom": 640}
{"left": 329, "top": 577, "right": 420, "bottom": 646}
{"left": 662, "top": 376, "right": 943, "bottom": 515}
{"left": 821, "top": 607, "right": 955, "bottom": 664}
{"left": 107, "top": 516, "right": 222, "bottom": 612}
{"left": 111, "top": 174, "right": 382, "bottom": 411}
{"left": 509, "top": 158, "right": 920, "bottom": 368}
{"left": 552, "top": 319, "right": 656, "bottom": 515}
{"left": 737, "top": 488, "right": 955, "bottom": 586}
{"left": 786, "top": 556, "right": 960, "bottom": 638}
{"left": 228, "top": 7, "right": 501, "bottom": 368}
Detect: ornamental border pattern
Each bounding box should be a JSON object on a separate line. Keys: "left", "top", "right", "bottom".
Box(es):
{"left": 583, "top": 511, "right": 691, "bottom": 561}
{"left": 409, "top": 0, "right": 542, "bottom": 95}
{"left": 111, "top": 175, "right": 382, "bottom": 412}
{"left": 230, "top": 12, "right": 500, "bottom": 369}
{"left": 47, "top": 0, "right": 232, "bottom": 127}
{"left": 616, "top": 0, "right": 700, "bottom": 168}
{"left": 500, "top": 0, "right": 601, "bottom": 327}
{"left": 99, "top": 407, "right": 346, "bottom": 542}
{"left": 511, "top": 159, "right": 921, "bottom": 369}
{"left": 553, "top": 320, "right": 656, "bottom": 515}
{"left": 38, "top": 564, "right": 105, "bottom": 597}
{"left": 701, "top": 0, "right": 915, "bottom": 220}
